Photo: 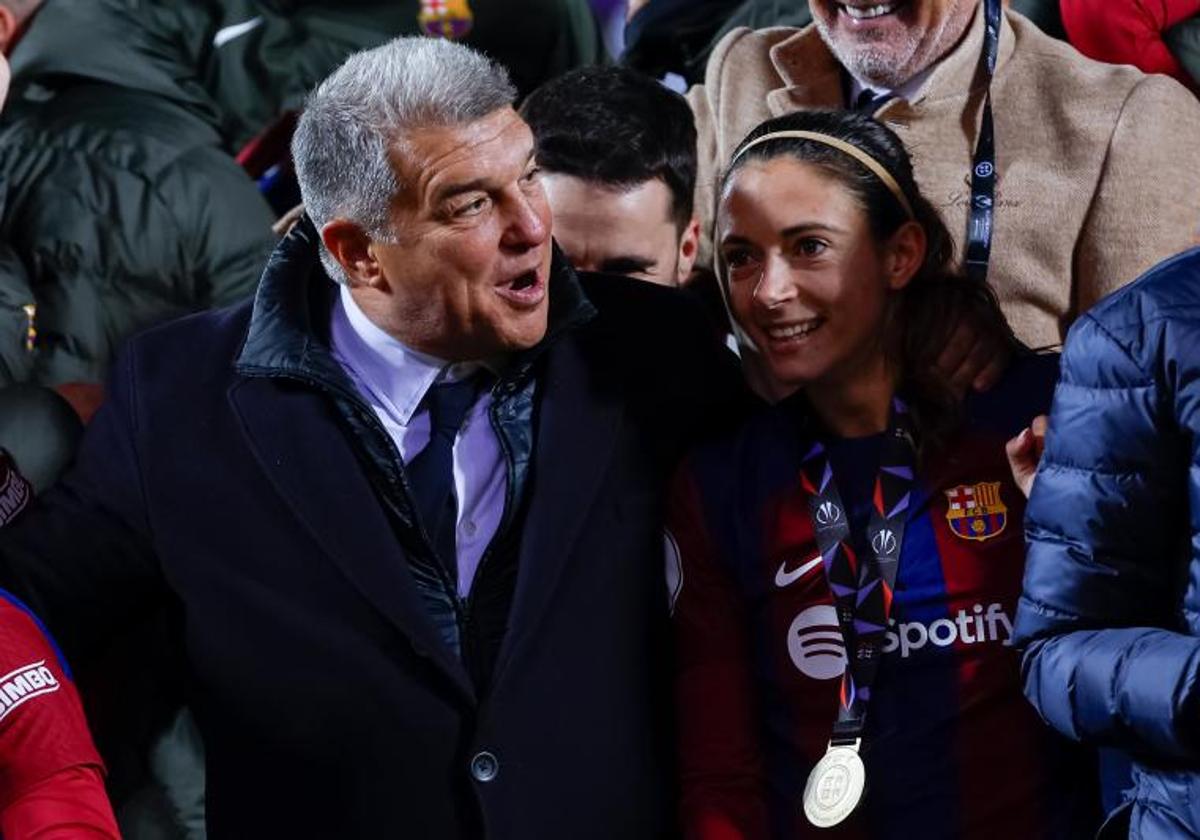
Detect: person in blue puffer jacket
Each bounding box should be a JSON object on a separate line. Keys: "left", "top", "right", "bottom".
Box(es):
{"left": 1012, "top": 246, "right": 1200, "bottom": 839}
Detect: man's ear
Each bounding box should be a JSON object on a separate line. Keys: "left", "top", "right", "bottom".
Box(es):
{"left": 675, "top": 218, "right": 701, "bottom": 285}
{"left": 885, "top": 220, "right": 926, "bottom": 291}
{"left": 0, "top": 6, "right": 17, "bottom": 54}
{"left": 321, "top": 220, "right": 386, "bottom": 289}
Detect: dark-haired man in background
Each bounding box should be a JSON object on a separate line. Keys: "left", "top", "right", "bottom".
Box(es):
{"left": 521, "top": 66, "right": 700, "bottom": 288}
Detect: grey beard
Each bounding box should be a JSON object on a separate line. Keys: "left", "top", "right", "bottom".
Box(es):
{"left": 812, "top": 11, "right": 925, "bottom": 90}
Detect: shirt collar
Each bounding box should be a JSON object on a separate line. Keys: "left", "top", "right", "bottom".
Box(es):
{"left": 330, "top": 285, "right": 484, "bottom": 426}
{"left": 846, "top": 63, "right": 936, "bottom": 108}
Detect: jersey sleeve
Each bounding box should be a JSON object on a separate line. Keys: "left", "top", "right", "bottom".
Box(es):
{"left": 0, "top": 592, "right": 107, "bottom": 813}
{"left": 668, "top": 463, "right": 770, "bottom": 840}
{"left": 0, "top": 765, "right": 119, "bottom": 839}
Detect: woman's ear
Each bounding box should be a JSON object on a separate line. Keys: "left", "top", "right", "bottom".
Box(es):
{"left": 885, "top": 220, "right": 926, "bottom": 291}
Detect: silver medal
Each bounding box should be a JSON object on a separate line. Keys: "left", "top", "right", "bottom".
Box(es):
{"left": 802, "top": 742, "right": 866, "bottom": 828}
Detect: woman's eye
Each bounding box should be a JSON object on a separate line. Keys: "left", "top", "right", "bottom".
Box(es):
{"left": 521, "top": 166, "right": 542, "bottom": 184}
{"left": 794, "top": 238, "right": 828, "bottom": 258}
{"left": 723, "top": 249, "right": 756, "bottom": 271}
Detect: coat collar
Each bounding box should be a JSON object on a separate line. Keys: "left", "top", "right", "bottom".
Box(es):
{"left": 766, "top": 5, "right": 1018, "bottom": 116}
{"left": 230, "top": 216, "right": 599, "bottom": 701}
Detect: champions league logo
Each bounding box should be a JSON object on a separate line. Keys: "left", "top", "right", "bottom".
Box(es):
{"left": 815, "top": 501, "right": 842, "bottom": 528}
{"left": 871, "top": 528, "right": 899, "bottom": 557}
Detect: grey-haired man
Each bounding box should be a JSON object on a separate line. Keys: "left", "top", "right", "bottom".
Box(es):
{"left": 0, "top": 37, "right": 746, "bottom": 838}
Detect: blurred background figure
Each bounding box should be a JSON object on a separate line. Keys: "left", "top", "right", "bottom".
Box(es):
{"left": 1060, "top": 0, "right": 1200, "bottom": 92}
{"left": 623, "top": 0, "right": 1064, "bottom": 85}
{"left": 522, "top": 66, "right": 700, "bottom": 287}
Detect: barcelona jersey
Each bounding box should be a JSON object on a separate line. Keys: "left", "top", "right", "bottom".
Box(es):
{"left": 668, "top": 354, "right": 1099, "bottom": 839}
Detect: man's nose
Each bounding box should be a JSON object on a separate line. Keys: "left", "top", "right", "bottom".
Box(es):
{"left": 501, "top": 190, "right": 550, "bottom": 251}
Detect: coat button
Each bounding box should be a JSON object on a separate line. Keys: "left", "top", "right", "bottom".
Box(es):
{"left": 470, "top": 751, "right": 499, "bottom": 782}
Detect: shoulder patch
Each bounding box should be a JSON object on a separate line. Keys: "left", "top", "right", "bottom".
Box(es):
{"left": 0, "top": 660, "right": 60, "bottom": 723}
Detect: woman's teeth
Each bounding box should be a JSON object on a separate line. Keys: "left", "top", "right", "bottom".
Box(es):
{"left": 768, "top": 321, "right": 821, "bottom": 340}
{"left": 841, "top": 2, "right": 899, "bottom": 20}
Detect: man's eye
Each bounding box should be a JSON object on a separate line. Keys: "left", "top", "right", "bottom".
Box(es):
{"left": 521, "top": 166, "right": 542, "bottom": 184}
{"left": 455, "top": 196, "right": 490, "bottom": 217}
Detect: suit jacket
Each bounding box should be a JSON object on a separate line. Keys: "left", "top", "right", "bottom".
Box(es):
{"left": 0, "top": 222, "right": 748, "bottom": 838}
{"left": 690, "top": 6, "right": 1200, "bottom": 349}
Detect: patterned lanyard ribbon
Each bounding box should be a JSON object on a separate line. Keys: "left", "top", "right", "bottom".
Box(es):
{"left": 799, "top": 398, "right": 917, "bottom": 745}
{"left": 964, "top": 0, "right": 1002, "bottom": 283}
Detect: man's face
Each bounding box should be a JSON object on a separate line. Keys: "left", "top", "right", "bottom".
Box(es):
{"left": 810, "top": 0, "right": 977, "bottom": 89}
{"left": 541, "top": 174, "right": 698, "bottom": 287}
{"left": 362, "top": 108, "right": 553, "bottom": 361}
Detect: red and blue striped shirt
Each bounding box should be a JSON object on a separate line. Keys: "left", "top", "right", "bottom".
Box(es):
{"left": 668, "top": 354, "right": 1098, "bottom": 839}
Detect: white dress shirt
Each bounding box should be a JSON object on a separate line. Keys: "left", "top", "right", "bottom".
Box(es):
{"left": 847, "top": 65, "right": 936, "bottom": 109}
{"left": 329, "top": 286, "right": 505, "bottom": 598}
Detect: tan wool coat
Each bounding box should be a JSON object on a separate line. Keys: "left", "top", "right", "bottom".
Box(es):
{"left": 689, "top": 7, "right": 1200, "bottom": 348}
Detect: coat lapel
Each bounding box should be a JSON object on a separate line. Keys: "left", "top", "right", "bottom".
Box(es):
{"left": 490, "top": 333, "right": 623, "bottom": 685}
{"left": 229, "top": 377, "right": 475, "bottom": 702}
{"left": 766, "top": 26, "right": 845, "bottom": 116}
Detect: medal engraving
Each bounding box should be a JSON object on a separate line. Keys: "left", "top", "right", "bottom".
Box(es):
{"left": 803, "top": 745, "right": 866, "bottom": 828}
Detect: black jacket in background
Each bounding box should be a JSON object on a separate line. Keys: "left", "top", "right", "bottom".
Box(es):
{"left": 0, "top": 221, "right": 749, "bottom": 837}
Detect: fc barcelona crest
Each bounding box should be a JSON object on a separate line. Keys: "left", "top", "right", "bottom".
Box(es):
{"left": 419, "top": 0, "right": 474, "bottom": 40}
{"left": 944, "top": 482, "right": 1007, "bottom": 542}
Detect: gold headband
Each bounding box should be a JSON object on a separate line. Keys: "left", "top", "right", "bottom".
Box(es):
{"left": 729, "top": 129, "right": 914, "bottom": 219}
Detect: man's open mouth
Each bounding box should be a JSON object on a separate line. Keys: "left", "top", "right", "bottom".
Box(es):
{"left": 495, "top": 269, "right": 546, "bottom": 308}
{"left": 837, "top": 1, "right": 905, "bottom": 21}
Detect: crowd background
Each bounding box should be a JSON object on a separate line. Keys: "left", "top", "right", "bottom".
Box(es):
{"left": 0, "top": 0, "right": 1197, "bottom": 837}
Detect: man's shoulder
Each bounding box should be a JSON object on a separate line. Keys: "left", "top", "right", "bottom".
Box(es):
{"left": 119, "top": 297, "right": 255, "bottom": 389}
{"left": 703, "top": 24, "right": 804, "bottom": 88}
{"left": 0, "top": 82, "right": 221, "bottom": 174}
{"left": 575, "top": 273, "right": 736, "bottom": 371}
{"left": 1006, "top": 11, "right": 1195, "bottom": 113}
{"left": 1078, "top": 248, "right": 1200, "bottom": 345}
{"left": 572, "top": 272, "right": 750, "bottom": 431}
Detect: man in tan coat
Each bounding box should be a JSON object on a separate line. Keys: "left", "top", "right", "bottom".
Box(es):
{"left": 690, "top": 0, "right": 1200, "bottom": 350}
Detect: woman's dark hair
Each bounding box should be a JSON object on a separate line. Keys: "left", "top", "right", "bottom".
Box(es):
{"left": 720, "top": 109, "right": 1018, "bottom": 454}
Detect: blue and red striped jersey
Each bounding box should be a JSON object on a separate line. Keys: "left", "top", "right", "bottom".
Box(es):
{"left": 668, "top": 354, "right": 1099, "bottom": 840}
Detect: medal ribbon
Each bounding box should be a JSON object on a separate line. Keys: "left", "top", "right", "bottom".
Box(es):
{"left": 963, "top": 0, "right": 1002, "bottom": 284}
{"left": 799, "top": 398, "right": 917, "bottom": 745}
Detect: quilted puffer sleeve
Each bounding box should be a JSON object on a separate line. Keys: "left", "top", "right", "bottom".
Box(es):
{"left": 1012, "top": 297, "right": 1200, "bottom": 761}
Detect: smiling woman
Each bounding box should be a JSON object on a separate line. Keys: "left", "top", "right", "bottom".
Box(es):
{"left": 667, "top": 109, "right": 1098, "bottom": 839}
{"left": 715, "top": 110, "right": 1002, "bottom": 447}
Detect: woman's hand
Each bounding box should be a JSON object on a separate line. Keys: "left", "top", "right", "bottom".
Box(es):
{"left": 1005, "top": 414, "right": 1047, "bottom": 499}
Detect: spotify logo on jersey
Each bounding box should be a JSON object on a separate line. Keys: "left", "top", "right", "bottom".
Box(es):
{"left": 787, "top": 605, "right": 848, "bottom": 680}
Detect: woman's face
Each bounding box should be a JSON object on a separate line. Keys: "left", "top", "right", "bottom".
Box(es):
{"left": 719, "top": 156, "right": 915, "bottom": 398}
